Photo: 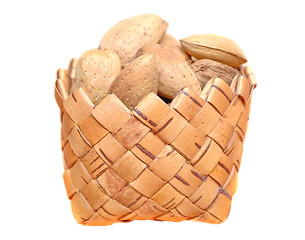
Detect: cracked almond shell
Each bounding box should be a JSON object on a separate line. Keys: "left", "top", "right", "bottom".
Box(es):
{"left": 180, "top": 34, "right": 247, "bottom": 67}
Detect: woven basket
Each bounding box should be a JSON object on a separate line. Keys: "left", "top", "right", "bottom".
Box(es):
{"left": 55, "top": 58, "right": 256, "bottom": 225}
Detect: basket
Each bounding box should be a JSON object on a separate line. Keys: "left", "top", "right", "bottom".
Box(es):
{"left": 55, "top": 58, "right": 256, "bottom": 225}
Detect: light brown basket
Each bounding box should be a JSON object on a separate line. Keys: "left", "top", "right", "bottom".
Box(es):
{"left": 55, "top": 58, "right": 256, "bottom": 225}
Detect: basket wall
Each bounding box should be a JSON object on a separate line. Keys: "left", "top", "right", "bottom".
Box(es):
{"left": 55, "top": 60, "right": 256, "bottom": 225}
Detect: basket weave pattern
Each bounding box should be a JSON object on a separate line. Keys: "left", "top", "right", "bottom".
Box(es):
{"left": 55, "top": 60, "right": 256, "bottom": 225}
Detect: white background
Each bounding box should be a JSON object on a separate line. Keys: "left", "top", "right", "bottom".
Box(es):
{"left": 1, "top": 0, "right": 304, "bottom": 239}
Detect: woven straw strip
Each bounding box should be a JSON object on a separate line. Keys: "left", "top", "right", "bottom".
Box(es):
{"left": 55, "top": 63, "right": 255, "bottom": 225}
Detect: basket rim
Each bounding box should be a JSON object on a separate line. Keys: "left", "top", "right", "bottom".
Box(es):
{"left": 55, "top": 60, "right": 256, "bottom": 113}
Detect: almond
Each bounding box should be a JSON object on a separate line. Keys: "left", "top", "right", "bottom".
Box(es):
{"left": 191, "top": 59, "right": 240, "bottom": 87}
{"left": 159, "top": 33, "right": 180, "bottom": 47}
{"left": 75, "top": 49, "right": 121, "bottom": 105}
{"left": 180, "top": 34, "right": 247, "bottom": 67}
{"left": 159, "top": 33, "right": 190, "bottom": 61}
{"left": 137, "top": 44, "right": 201, "bottom": 99}
{"left": 99, "top": 14, "right": 168, "bottom": 66}
{"left": 109, "top": 54, "right": 158, "bottom": 110}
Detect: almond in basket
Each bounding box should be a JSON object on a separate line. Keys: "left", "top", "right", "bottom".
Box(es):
{"left": 191, "top": 59, "right": 240, "bottom": 87}
{"left": 137, "top": 44, "right": 201, "bottom": 99}
{"left": 109, "top": 54, "right": 158, "bottom": 110}
{"left": 99, "top": 14, "right": 168, "bottom": 66}
{"left": 158, "top": 33, "right": 191, "bottom": 62}
{"left": 180, "top": 34, "right": 247, "bottom": 67}
{"left": 75, "top": 49, "right": 121, "bottom": 105}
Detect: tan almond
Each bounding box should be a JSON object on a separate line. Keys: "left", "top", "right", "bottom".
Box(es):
{"left": 159, "top": 33, "right": 190, "bottom": 61}
{"left": 180, "top": 34, "right": 247, "bottom": 67}
{"left": 99, "top": 14, "right": 168, "bottom": 66}
{"left": 159, "top": 33, "right": 180, "bottom": 47}
{"left": 109, "top": 54, "right": 158, "bottom": 110}
{"left": 137, "top": 44, "right": 201, "bottom": 99}
{"left": 191, "top": 59, "right": 240, "bottom": 88}
{"left": 75, "top": 49, "right": 121, "bottom": 105}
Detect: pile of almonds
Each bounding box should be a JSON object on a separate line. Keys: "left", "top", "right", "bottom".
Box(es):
{"left": 72, "top": 14, "right": 247, "bottom": 109}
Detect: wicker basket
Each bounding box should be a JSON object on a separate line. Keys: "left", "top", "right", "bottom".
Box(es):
{"left": 55, "top": 58, "right": 256, "bottom": 225}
